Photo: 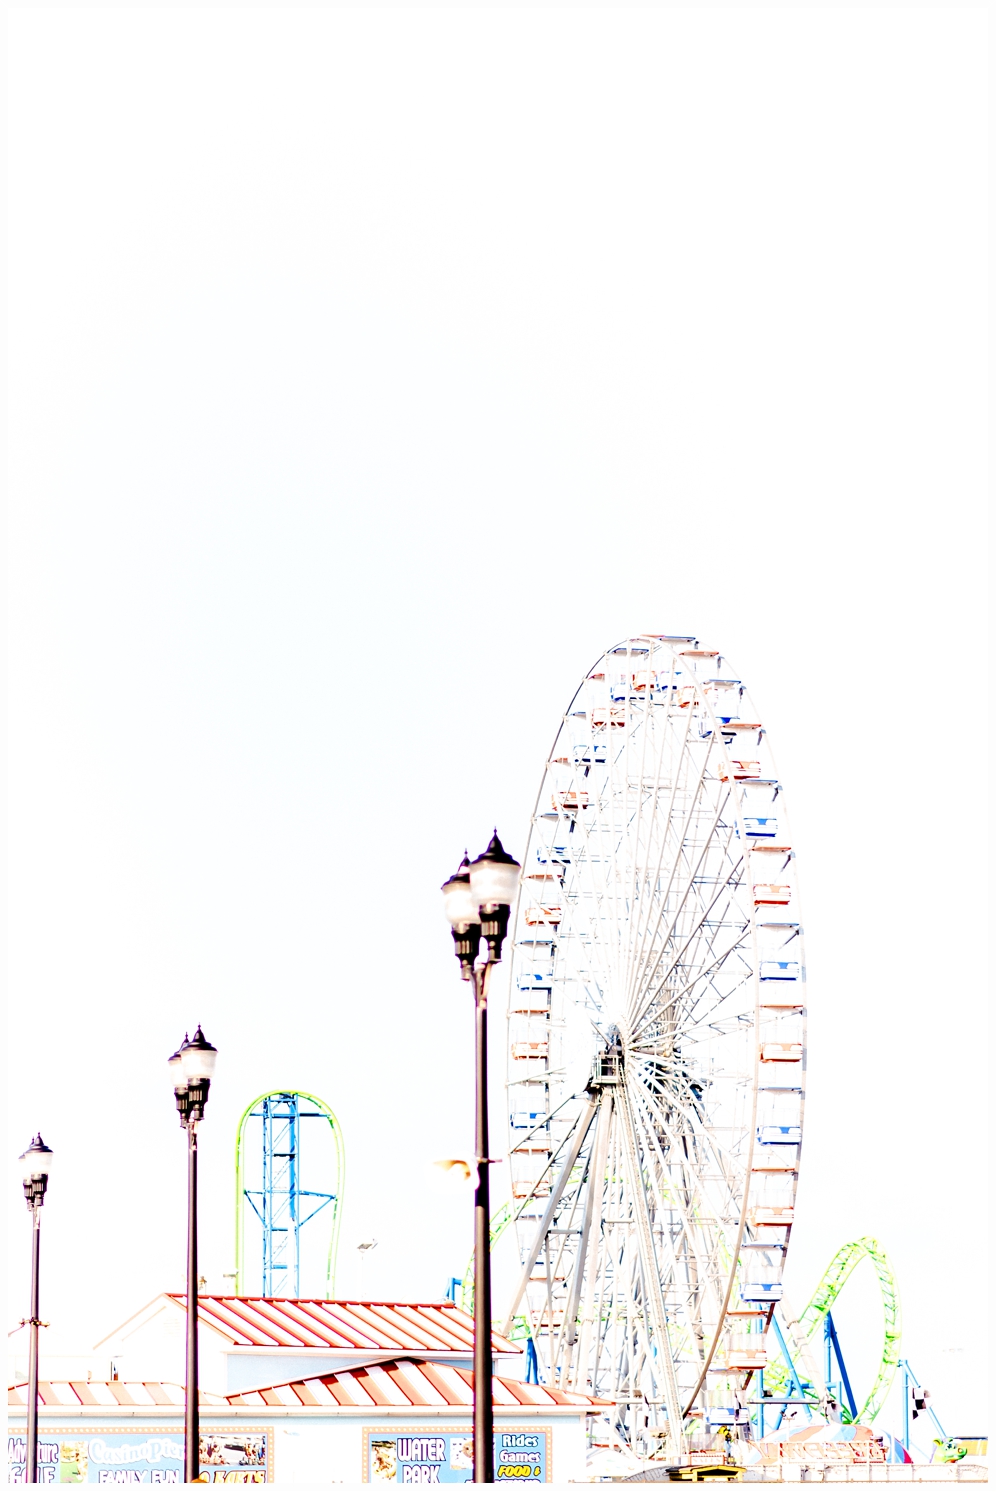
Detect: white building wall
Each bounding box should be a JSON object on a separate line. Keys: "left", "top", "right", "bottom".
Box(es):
{"left": 225, "top": 1350, "right": 518, "bottom": 1393}
{"left": 100, "top": 1302, "right": 230, "bottom": 1394}
{"left": 549, "top": 1413, "right": 588, "bottom": 1483}
{"left": 272, "top": 1417, "right": 362, "bottom": 1485}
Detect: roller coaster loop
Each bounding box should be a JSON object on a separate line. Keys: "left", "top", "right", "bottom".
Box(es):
{"left": 774, "top": 1237, "right": 901, "bottom": 1424}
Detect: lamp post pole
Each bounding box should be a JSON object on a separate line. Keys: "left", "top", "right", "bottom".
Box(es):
{"left": 19, "top": 1134, "right": 54, "bottom": 1486}
{"left": 168, "top": 1027, "right": 218, "bottom": 1485}
{"left": 472, "top": 960, "right": 493, "bottom": 1484}
{"left": 27, "top": 1205, "right": 41, "bottom": 1479}
{"left": 186, "top": 1117, "right": 199, "bottom": 1479}
{"left": 442, "top": 833, "right": 521, "bottom": 1485}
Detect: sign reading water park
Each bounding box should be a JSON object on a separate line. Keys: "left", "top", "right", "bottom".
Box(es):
{"left": 7, "top": 1428, "right": 272, "bottom": 1484}
{"left": 364, "top": 1427, "right": 550, "bottom": 1483}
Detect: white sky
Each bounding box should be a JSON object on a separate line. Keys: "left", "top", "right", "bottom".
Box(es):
{"left": 6, "top": 3, "right": 987, "bottom": 1444}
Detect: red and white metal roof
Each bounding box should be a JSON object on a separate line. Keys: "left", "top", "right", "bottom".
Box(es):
{"left": 9, "top": 1362, "right": 606, "bottom": 1412}
{"left": 8, "top": 1381, "right": 192, "bottom": 1409}
{"left": 224, "top": 1360, "right": 603, "bottom": 1409}
{"left": 108, "top": 1297, "right": 519, "bottom": 1354}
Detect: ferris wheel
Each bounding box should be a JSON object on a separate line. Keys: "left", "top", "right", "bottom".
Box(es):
{"left": 500, "top": 635, "right": 807, "bottom": 1462}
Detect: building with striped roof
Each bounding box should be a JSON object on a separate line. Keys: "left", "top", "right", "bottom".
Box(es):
{"left": 93, "top": 1294, "right": 522, "bottom": 1394}
{"left": 8, "top": 1358, "right": 605, "bottom": 1483}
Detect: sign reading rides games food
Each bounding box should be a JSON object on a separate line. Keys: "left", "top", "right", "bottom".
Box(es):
{"left": 365, "top": 1428, "right": 550, "bottom": 1483}
{"left": 7, "top": 1429, "right": 272, "bottom": 1484}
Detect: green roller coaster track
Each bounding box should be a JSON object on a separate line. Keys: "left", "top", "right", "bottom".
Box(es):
{"left": 468, "top": 1208, "right": 901, "bottom": 1427}
{"left": 234, "top": 1090, "right": 344, "bottom": 1297}
{"left": 764, "top": 1237, "right": 901, "bottom": 1424}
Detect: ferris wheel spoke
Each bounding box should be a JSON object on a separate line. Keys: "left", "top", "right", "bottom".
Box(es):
{"left": 624, "top": 772, "right": 715, "bottom": 1004}
{"left": 679, "top": 989, "right": 753, "bottom": 1038}
{"left": 668, "top": 876, "right": 753, "bottom": 1006}
{"left": 558, "top": 749, "right": 624, "bottom": 999}
{"left": 620, "top": 675, "right": 687, "bottom": 987}
{"left": 628, "top": 1072, "right": 744, "bottom": 1247}
{"left": 625, "top": 773, "right": 732, "bottom": 1020}
{"left": 623, "top": 1058, "right": 752, "bottom": 1230}
{"left": 643, "top": 813, "right": 745, "bottom": 982}
{"left": 620, "top": 699, "right": 706, "bottom": 1003}
{"left": 630, "top": 868, "right": 749, "bottom": 1041}
{"left": 621, "top": 694, "right": 658, "bottom": 980}
{"left": 633, "top": 928, "right": 750, "bottom": 1046}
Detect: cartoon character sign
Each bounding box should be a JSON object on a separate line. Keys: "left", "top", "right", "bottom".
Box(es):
{"left": 59, "top": 1441, "right": 88, "bottom": 1484}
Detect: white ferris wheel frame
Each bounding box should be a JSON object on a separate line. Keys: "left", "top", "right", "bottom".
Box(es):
{"left": 500, "top": 634, "right": 807, "bottom": 1462}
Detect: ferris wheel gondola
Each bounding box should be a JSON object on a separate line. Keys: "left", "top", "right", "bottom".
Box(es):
{"left": 501, "top": 635, "right": 807, "bottom": 1463}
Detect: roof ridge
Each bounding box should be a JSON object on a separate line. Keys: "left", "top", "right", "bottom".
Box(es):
{"left": 164, "top": 1295, "right": 462, "bottom": 1308}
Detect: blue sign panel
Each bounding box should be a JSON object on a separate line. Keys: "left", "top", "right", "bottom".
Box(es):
{"left": 366, "top": 1427, "right": 549, "bottom": 1483}
{"left": 7, "top": 1429, "right": 270, "bottom": 1483}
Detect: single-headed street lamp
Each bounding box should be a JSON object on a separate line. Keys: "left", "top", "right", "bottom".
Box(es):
{"left": 19, "top": 1134, "right": 54, "bottom": 1485}
{"left": 168, "top": 1027, "right": 218, "bottom": 1484}
{"left": 442, "top": 832, "right": 520, "bottom": 1484}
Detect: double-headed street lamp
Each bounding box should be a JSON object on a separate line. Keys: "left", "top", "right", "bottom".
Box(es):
{"left": 167, "top": 1027, "right": 218, "bottom": 1485}
{"left": 19, "top": 1134, "right": 54, "bottom": 1485}
{"left": 442, "top": 832, "right": 520, "bottom": 1485}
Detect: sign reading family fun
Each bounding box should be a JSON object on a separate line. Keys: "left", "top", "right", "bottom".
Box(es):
{"left": 366, "top": 1429, "right": 550, "bottom": 1483}
{"left": 6, "top": 1430, "right": 271, "bottom": 1484}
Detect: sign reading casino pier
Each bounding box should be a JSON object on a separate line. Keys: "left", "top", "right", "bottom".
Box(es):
{"left": 7, "top": 1429, "right": 271, "bottom": 1484}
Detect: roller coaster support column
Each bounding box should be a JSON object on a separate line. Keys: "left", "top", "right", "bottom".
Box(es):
{"left": 899, "top": 1360, "right": 948, "bottom": 1451}
{"left": 442, "top": 834, "right": 521, "bottom": 1485}
{"left": 770, "top": 1313, "right": 816, "bottom": 1431}
{"left": 824, "top": 1312, "right": 858, "bottom": 1421}
{"left": 902, "top": 1362, "right": 910, "bottom": 1455}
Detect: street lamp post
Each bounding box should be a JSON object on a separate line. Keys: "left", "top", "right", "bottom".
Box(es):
{"left": 19, "top": 1134, "right": 54, "bottom": 1485}
{"left": 168, "top": 1027, "right": 218, "bottom": 1485}
{"left": 442, "top": 832, "right": 521, "bottom": 1485}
